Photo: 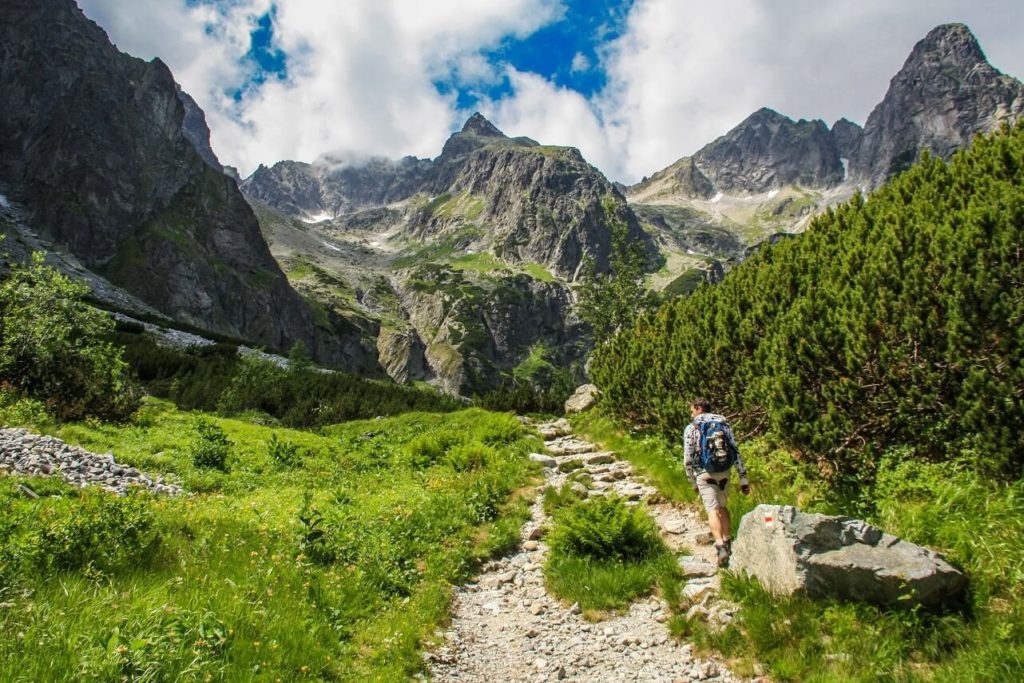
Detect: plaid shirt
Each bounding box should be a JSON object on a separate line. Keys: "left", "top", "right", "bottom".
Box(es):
{"left": 683, "top": 412, "right": 748, "bottom": 487}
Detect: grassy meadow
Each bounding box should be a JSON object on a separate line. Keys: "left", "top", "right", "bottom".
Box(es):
{"left": 0, "top": 398, "right": 539, "bottom": 681}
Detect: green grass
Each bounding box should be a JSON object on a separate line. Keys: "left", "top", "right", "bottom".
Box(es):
{"left": 521, "top": 262, "right": 556, "bottom": 282}
{"left": 448, "top": 251, "right": 507, "bottom": 275}
{"left": 662, "top": 268, "right": 706, "bottom": 297}
{"left": 0, "top": 398, "right": 540, "bottom": 681}
{"left": 546, "top": 554, "right": 679, "bottom": 616}
{"left": 543, "top": 495, "right": 681, "bottom": 618}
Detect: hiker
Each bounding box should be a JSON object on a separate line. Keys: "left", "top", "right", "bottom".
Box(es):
{"left": 683, "top": 398, "right": 751, "bottom": 566}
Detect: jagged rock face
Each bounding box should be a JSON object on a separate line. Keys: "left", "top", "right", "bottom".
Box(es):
{"left": 0, "top": 0, "right": 381, "bottom": 373}
{"left": 376, "top": 328, "right": 430, "bottom": 385}
{"left": 393, "top": 268, "right": 586, "bottom": 395}
{"left": 175, "top": 84, "right": 223, "bottom": 173}
{"left": 419, "top": 140, "right": 648, "bottom": 279}
{"left": 243, "top": 156, "right": 431, "bottom": 220}
{"left": 244, "top": 114, "right": 653, "bottom": 280}
{"left": 830, "top": 118, "right": 864, "bottom": 165}
{"left": 852, "top": 23, "right": 1024, "bottom": 188}
{"left": 692, "top": 108, "right": 845, "bottom": 194}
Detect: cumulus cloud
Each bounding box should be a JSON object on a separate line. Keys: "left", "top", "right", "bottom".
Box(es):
{"left": 80, "top": 0, "right": 1024, "bottom": 183}
{"left": 81, "top": 0, "right": 562, "bottom": 176}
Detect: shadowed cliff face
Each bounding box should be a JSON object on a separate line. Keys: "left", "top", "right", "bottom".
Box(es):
{"left": 851, "top": 23, "right": 1024, "bottom": 188}
{"left": 0, "top": 0, "right": 382, "bottom": 373}
{"left": 692, "top": 108, "right": 846, "bottom": 194}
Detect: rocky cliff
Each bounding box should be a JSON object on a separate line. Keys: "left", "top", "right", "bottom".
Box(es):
{"left": 692, "top": 108, "right": 845, "bottom": 194}
{"left": 851, "top": 23, "right": 1024, "bottom": 188}
{"left": 244, "top": 114, "right": 653, "bottom": 281}
{"left": 0, "top": 0, "right": 380, "bottom": 372}
{"left": 628, "top": 23, "right": 1023, "bottom": 292}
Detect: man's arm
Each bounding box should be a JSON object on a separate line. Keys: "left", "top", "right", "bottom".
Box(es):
{"left": 724, "top": 423, "right": 750, "bottom": 490}
{"left": 683, "top": 424, "right": 698, "bottom": 488}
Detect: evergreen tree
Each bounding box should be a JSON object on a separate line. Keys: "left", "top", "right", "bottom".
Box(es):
{"left": 576, "top": 199, "right": 656, "bottom": 346}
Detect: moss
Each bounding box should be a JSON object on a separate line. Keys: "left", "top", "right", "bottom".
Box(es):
{"left": 522, "top": 263, "right": 556, "bottom": 283}
{"left": 662, "top": 269, "right": 706, "bottom": 298}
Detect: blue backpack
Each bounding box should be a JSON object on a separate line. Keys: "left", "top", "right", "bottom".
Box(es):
{"left": 694, "top": 419, "right": 738, "bottom": 472}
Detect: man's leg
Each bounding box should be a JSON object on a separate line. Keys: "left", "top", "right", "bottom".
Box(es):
{"left": 708, "top": 507, "right": 727, "bottom": 544}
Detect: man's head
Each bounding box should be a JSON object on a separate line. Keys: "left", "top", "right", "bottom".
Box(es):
{"left": 690, "top": 397, "right": 712, "bottom": 417}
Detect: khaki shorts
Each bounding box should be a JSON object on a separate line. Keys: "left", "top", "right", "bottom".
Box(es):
{"left": 696, "top": 473, "right": 730, "bottom": 511}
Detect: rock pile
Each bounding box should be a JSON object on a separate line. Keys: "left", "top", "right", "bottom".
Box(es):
{"left": 428, "top": 418, "right": 745, "bottom": 682}
{"left": 0, "top": 428, "right": 182, "bottom": 496}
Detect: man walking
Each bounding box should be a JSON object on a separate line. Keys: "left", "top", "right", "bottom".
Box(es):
{"left": 683, "top": 398, "right": 751, "bottom": 566}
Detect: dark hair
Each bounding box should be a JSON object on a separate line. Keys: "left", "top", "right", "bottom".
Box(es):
{"left": 690, "top": 397, "right": 712, "bottom": 412}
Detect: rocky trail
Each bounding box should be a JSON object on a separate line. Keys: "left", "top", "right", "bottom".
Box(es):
{"left": 427, "top": 419, "right": 747, "bottom": 682}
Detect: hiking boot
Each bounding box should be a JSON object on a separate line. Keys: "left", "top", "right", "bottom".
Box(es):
{"left": 716, "top": 543, "right": 730, "bottom": 567}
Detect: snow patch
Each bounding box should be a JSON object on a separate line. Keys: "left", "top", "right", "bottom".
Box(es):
{"left": 841, "top": 157, "right": 850, "bottom": 181}
{"left": 301, "top": 211, "right": 333, "bottom": 224}
{"left": 711, "top": 192, "right": 724, "bottom": 203}
{"left": 322, "top": 241, "right": 342, "bottom": 253}
{"left": 0, "top": 193, "right": 9, "bottom": 209}
{"left": 767, "top": 189, "right": 779, "bottom": 199}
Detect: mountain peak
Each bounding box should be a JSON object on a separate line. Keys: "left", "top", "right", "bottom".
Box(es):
{"left": 461, "top": 112, "right": 505, "bottom": 138}
{"left": 851, "top": 22, "right": 1024, "bottom": 187}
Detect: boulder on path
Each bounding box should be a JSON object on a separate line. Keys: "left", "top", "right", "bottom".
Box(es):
{"left": 564, "top": 384, "right": 599, "bottom": 414}
{"left": 730, "top": 504, "right": 966, "bottom": 608}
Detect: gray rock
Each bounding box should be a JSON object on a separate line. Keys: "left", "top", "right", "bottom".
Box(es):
{"left": 730, "top": 504, "right": 967, "bottom": 608}
{"left": 663, "top": 519, "right": 687, "bottom": 534}
{"left": 529, "top": 453, "right": 558, "bottom": 468}
{"left": 679, "top": 560, "right": 718, "bottom": 578}
{"left": 583, "top": 452, "right": 615, "bottom": 465}
{"left": 564, "top": 384, "right": 600, "bottom": 414}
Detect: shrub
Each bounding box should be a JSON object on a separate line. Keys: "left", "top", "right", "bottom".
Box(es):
{"left": 28, "top": 490, "right": 160, "bottom": 575}
{"left": 267, "top": 433, "right": 301, "bottom": 469}
{"left": 190, "top": 419, "right": 231, "bottom": 471}
{"left": 0, "top": 253, "right": 140, "bottom": 420}
{"left": 444, "top": 441, "right": 494, "bottom": 472}
{"left": 404, "top": 431, "right": 463, "bottom": 469}
{"left": 548, "top": 495, "right": 664, "bottom": 562}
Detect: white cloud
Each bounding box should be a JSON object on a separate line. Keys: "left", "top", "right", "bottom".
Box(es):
{"left": 570, "top": 52, "right": 591, "bottom": 73}
{"left": 79, "top": 0, "right": 1024, "bottom": 183}
{"left": 482, "top": 69, "right": 615, "bottom": 171}
{"left": 80, "top": 0, "right": 563, "bottom": 176}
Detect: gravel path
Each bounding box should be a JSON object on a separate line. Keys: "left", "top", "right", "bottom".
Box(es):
{"left": 427, "top": 419, "right": 745, "bottom": 682}
{"left": 0, "top": 427, "right": 182, "bottom": 496}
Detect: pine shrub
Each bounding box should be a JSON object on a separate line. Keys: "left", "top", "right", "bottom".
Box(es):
{"left": 592, "top": 122, "right": 1024, "bottom": 480}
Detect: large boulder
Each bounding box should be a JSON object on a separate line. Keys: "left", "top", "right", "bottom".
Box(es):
{"left": 731, "top": 504, "right": 966, "bottom": 608}
{"left": 564, "top": 384, "right": 600, "bottom": 414}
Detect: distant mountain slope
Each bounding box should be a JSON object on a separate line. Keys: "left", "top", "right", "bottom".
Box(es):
{"left": 628, "top": 23, "right": 1024, "bottom": 290}
{"left": 243, "top": 113, "right": 653, "bottom": 281}
{"left": 0, "top": 0, "right": 379, "bottom": 372}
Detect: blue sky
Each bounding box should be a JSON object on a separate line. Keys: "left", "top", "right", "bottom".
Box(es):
{"left": 80, "top": 0, "right": 1024, "bottom": 181}
{"left": 243, "top": 1, "right": 634, "bottom": 110}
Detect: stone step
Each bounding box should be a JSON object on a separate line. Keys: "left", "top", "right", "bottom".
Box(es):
{"left": 544, "top": 438, "right": 595, "bottom": 456}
